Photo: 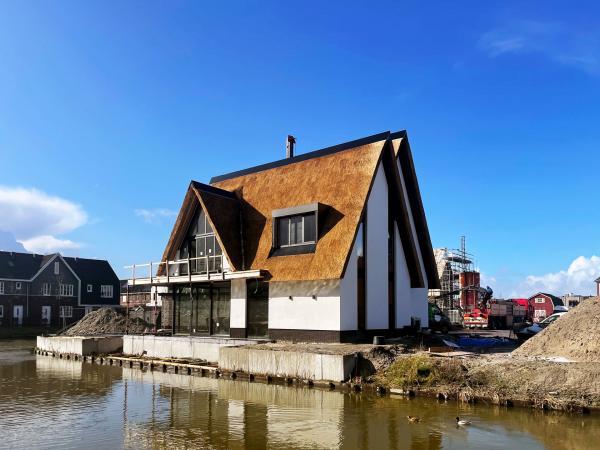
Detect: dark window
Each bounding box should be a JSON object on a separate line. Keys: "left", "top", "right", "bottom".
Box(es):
{"left": 276, "top": 212, "right": 317, "bottom": 247}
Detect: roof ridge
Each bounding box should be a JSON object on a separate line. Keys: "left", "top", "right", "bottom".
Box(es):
{"left": 210, "top": 131, "right": 393, "bottom": 184}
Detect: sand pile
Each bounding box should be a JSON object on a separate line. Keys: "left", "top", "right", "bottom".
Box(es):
{"left": 64, "top": 307, "right": 150, "bottom": 336}
{"left": 513, "top": 297, "right": 600, "bottom": 361}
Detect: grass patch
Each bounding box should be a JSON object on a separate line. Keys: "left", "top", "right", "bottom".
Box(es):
{"left": 379, "top": 354, "right": 467, "bottom": 389}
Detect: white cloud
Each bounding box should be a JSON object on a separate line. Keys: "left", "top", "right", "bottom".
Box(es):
{"left": 480, "top": 20, "right": 600, "bottom": 74}
{"left": 19, "top": 235, "right": 82, "bottom": 254}
{"left": 489, "top": 256, "right": 600, "bottom": 298}
{"left": 135, "top": 208, "right": 177, "bottom": 224}
{"left": 0, "top": 186, "right": 87, "bottom": 253}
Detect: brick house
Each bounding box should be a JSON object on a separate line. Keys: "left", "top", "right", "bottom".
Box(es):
{"left": 0, "top": 251, "right": 120, "bottom": 328}
{"left": 527, "top": 292, "right": 565, "bottom": 322}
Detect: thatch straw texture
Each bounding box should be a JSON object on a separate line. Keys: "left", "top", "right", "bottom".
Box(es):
{"left": 212, "top": 139, "right": 386, "bottom": 281}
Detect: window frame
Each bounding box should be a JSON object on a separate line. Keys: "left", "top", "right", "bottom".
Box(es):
{"left": 15, "top": 282, "right": 22, "bottom": 290}
{"left": 271, "top": 203, "right": 321, "bottom": 252}
{"left": 59, "top": 305, "right": 73, "bottom": 318}
{"left": 535, "top": 297, "right": 545, "bottom": 304}
{"left": 0, "top": 305, "right": 3, "bottom": 318}
{"left": 101, "top": 285, "right": 114, "bottom": 298}
{"left": 87, "top": 284, "right": 93, "bottom": 293}
{"left": 54, "top": 261, "right": 60, "bottom": 275}
{"left": 0, "top": 281, "right": 4, "bottom": 295}
{"left": 42, "top": 283, "right": 51, "bottom": 296}
{"left": 276, "top": 213, "right": 317, "bottom": 248}
{"left": 59, "top": 284, "right": 74, "bottom": 297}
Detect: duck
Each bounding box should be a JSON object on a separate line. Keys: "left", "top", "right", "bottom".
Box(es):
{"left": 456, "top": 417, "right": 471, "bottom": 426}
{"left": 407, "top": 415, "right": 421, "bottom": 423}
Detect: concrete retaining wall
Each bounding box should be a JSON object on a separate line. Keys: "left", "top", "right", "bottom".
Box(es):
{"left": 36, "top": 336, "right": 123, "bottom": 356}
{"left": 219, "top": 347, "right": 356, "bottom": 382}
{"left": 123, "top": 335, "right": 262, "bottom": 363}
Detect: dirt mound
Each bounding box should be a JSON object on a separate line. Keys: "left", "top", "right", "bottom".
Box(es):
{"left": 513, "top": 297, "right": 600, "bottom": 362}
{"left": 64, "top": 307, "right": 150, "bottom": 336}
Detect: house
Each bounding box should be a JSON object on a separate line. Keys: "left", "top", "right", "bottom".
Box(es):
{"left": 0, "top": 251, "right": 120, "bottom": 327}
{"left": 528, "top": 292, "right": 565, "bottom": 322}
{"left": 561, "top": 293, "right": 592, "bottom": 308}
{"left": 127, "top": 131, "right": 440, "bottom": 342}
{"left": 120, "top": 281, "right": 165, "bottom": 328}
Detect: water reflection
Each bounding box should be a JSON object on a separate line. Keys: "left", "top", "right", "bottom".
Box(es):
{"left": 0, "top": 340, "right": 598, "bottom": 450}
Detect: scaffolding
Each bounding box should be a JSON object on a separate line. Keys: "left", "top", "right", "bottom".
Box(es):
{"left": 429, "top": 236, "right": 476, "bottom": 312}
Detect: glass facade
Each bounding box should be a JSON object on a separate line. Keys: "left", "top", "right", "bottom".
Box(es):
{"left": 173, "top": 283, "right": 230, "bottom": 335}
{"left": 246, "top": 280, "right": 269, "bottom": 338}
{"left": 173, "top": 208, "right": 224, "bottom": 276}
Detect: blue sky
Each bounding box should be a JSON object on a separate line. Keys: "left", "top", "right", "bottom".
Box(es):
{"left": 0, "top": 1, "right": 599, "bottom": 296}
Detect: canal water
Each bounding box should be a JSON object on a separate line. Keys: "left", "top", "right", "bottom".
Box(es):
{"left": 0, "top": 339, "right": 597, "bottom": 450}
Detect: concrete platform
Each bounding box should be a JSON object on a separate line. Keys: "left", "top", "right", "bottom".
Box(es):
{"left": 36, "top": 335, "right": 123, "bottom": 356}
{"left": 123, "top": 335, "right": 267, "bottom": 363}
{"left": 219, "top": 347, "right": 357, "bottom": 382}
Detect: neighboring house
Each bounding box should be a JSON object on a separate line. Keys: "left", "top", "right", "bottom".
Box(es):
{"left": 0, "top": 251, "right": 120, "bottom": 327}
{"left": 528, "top": 292, "right": 565, "bottom": 322}
{"left": 127, "top": 131, "right": 439, "bottom": 342}
{"left": 561, "top": 293, "right": 593, "bottom": 308}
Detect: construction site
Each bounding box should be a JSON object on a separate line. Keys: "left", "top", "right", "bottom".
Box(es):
{"left": 428, "top": 237, "right": 524, "bottom": 329}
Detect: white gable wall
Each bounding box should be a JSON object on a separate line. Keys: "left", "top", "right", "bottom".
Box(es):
{"left": 365, "top": 162, "right": 389, "bottom": 330}
{"left": 396, "top": 158, "right": 429, "bottom": 328}
{"left": 394, "top": 227, "right": 429, "bottom": 328}
{"left": 340, "top": 234, "right": 358, "bottom": 330}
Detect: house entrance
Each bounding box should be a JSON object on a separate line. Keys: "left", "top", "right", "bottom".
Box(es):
{"left": 13, "top": 305, "right": 23, "bottom": 326}
{"left": 41, "top": 306, "right": 51, "bottom": 326}
{"left": 247, "top": 280, "right": 268, "bottom": 338}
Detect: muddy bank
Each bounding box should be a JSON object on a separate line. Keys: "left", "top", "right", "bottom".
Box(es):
{"left": 374, "top": 352, "right": 600, "bottom": 412}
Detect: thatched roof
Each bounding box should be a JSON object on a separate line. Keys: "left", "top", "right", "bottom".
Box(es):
{"left": 161, "top": 131, "right": 440, "bottom": 287}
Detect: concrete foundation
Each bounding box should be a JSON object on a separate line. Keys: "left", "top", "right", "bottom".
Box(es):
{"left": 219, "top": 347, "right": 356, "bottom": 382}
{"left": 36, "top": 335, "right": 123, "bottom": 356}
{"left": 123, "top": 335, "right": 265, "bottom": 363}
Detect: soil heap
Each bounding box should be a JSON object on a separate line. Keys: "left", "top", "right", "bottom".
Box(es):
{"left": 63, "top": 307, "right": 150, "bottom": 336}
{"left": 513, "top": 296, "right": 600, "bottom": 362}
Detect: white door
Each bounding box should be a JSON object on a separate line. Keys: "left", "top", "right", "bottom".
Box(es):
{"left": 41, "top": 306, "right": 51, "bottom": 326}
{"left": 13, "top": 305, "right": 23, "bottom": 326}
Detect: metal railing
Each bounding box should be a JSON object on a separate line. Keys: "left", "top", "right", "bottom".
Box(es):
{"left": 125, "top": 254, "right": 226, "bottom": 285}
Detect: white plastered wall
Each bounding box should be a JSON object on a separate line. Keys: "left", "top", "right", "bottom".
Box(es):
{"left": 339, "top": 236, "right": 359, "bottom": 330}
{"left": 230, "top": 278, "right": 247, "bottom": 329}
{"left": 396, "top": 158, "right": 429, "bottom": 328}
{"left": 365, "top": 162, "right": 389, "bottom": 330}
{"left": 268, "top": 280, "right": 341, "bottom": 331}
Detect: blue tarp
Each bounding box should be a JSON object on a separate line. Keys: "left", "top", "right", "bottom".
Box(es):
{"left": 456, "top": 336, "right": 513, "bottom": 348}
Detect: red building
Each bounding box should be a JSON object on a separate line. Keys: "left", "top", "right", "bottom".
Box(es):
{"left": 459, "top": 271, "right": 480, "bottom": 311}
{"left": 527, "top": 292, "right": 564, "bottom": 322}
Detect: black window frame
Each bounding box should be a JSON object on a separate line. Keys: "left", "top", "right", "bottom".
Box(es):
{"left": 270, "top": 203, "right": 321, "bottom": 257}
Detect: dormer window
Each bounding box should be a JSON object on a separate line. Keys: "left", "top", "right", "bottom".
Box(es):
{"left": 277, "top": 213, "right": 316, "bottom": 246}
{"left": 271, "top": 203, "right": 321, "bottom": 256}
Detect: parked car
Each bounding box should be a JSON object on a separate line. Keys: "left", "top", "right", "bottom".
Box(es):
{"left": 516, "top": 311, "right": 567, "bottom": 340}
{"left": 428, "top": 303, "right": 452, "bottom": 334}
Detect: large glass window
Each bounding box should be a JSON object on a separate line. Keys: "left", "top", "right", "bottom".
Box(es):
{"left": 193, "top": 286, "right": 211, "bottom": 334}
{"left": 174, "top": 287, "right": 192, "bottom": 334}
{"left": 276, "top": 212, "right": 317, "bottom": 247}
{"left": 174, "top": 208, "right": 224, "bottom": 275}
{"left": 174, "top": 283, "right": 230, "bottom": 336}
{"left": 211, "top": 285, "right": 230, "bottom": 336}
